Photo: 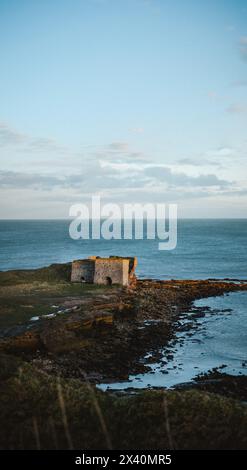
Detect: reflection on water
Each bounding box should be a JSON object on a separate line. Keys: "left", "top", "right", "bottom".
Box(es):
{"left": 98, "top": 291, "right": 247, "bottom": 391}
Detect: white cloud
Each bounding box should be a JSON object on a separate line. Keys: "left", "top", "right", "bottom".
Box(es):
{"left": 0, "top": 161, "right": 233, "bottom": 195}
{"left": 0, "top": 121, "right": 244, "bottom": 217}
{"left": 129, "top": 127, "right": 144, "bottom": 134}
{"left": 177, "top": 158, "right": 219, "bottom": 167}
{"left": 206, "top": 147, "right": 233, "bottom": 157}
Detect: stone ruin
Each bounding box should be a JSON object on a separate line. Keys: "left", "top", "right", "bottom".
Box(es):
{"left": 71, "top": 256, "right": 137, "bottom": 286}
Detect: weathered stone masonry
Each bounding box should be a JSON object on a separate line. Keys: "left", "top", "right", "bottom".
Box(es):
{"left": 71, "top": 256, "right": 137, "bottom": 286}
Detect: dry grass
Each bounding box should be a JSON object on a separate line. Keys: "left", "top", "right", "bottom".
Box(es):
{"left": 0, "top": 356, "right": 247, "bottom": 450}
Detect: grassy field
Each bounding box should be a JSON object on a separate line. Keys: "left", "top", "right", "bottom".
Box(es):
{"left": 0, "top": 263, "right": 116, "bottom": 328}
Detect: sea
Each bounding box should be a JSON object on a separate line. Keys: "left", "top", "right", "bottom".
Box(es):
{"left": 0, "top": 219, "right": 247, "bottom": 279}
{"left": 0, "top": 219, "right": 246, "bottom": 388}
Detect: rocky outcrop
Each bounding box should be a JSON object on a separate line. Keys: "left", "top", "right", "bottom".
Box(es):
{"left": 1, "top": 273, "right": 247, "bottom": 383}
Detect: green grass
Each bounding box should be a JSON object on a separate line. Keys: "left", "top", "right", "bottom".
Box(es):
{"left": 0, "top": 263, "right": 118, "bottom": 328}
{"left": 0, "top": 263, "right": 72, "bottom": 286}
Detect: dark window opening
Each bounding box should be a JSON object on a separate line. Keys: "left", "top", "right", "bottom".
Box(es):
{"left": 106, "top": 276, "right": 112, "bottom": 286}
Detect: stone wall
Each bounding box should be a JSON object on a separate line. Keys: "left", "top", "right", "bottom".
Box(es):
{"left": 71, "top": 256, "right": 136, "bottom": 286}
{"left": 93, "top": 259, "right": 129, "bottom": 286}
{"left": 71, "top": 260, "right": 95, "bottom": 283}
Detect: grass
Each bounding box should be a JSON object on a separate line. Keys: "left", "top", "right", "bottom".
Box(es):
{"left": 0, "top": 263, "right": 118, "bottom": 328}
{"left": 0, "top": 263, "right": 72, "bottom": 286}
{"left": 0, "top": 354, "right": 246, "bottom": 450}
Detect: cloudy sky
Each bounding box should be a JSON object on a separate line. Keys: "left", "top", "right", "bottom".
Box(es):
{"left": 0, "top": 0, "right": 247, "bottom": 218}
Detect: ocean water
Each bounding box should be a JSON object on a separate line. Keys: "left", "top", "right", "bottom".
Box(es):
{"left": 99, "top": 291, "right": 247, "bottom": 390}
{"left": 0, "top": 219, "right": 247, "bottom": 279}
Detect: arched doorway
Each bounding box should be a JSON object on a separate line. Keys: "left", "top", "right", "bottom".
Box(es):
{"left": 106, "top": 276, "right": 112, "bottom": 286}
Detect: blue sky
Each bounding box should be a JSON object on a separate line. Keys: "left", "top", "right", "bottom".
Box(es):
{"left": 0, "top": 0, "right": 247, "bottom": 218}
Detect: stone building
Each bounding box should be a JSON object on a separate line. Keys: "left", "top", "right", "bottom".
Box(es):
{"left": 71, "top": 256, "right": 137, "bottom": 286}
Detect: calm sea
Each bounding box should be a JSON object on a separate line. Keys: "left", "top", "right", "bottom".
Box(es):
{"left": 0, "top": 219, "right": 246, "bottom": 279}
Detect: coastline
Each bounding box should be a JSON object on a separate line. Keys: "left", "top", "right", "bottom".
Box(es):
{"left": 0, "top": 263, "right": 247, "bottom": 449}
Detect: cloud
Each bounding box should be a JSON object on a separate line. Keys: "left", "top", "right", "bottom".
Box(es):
{"left": 27, "top": 137, "right": 68, "bottom": 154}
{"left": 206, "top": 147, "right": 233, "bottom": 157}
{"left": 89, "top": 141, "right": 149, "bottom": 164}
{"left": 0, "top": 120, "right": 69, "bottom": 155}
{"left": 222, "top": 188, "right": 247, "bottom": 197}
{"left": 127, "top": 152, "right": 145, "bottom": 159}
{"left": 176, "top": 148, "right": 234, "bottom": 168}
{"left": 239, "top": 36, "right": 247, "bottom": 61}
{"left": 0, "top": 120, "right": 149, "bottom": 179}
{"left": 0, "top": 121, "right": 238, "bottom": 206}
{"left": 0, "top": 120, "right": 146, "bottom": 167}
{"left": 177, "top": 157, "right": 219, "bottom": 167}
{"left": 107, "top": 141, "right": 129, "bottom": 151}
{"left": 0, "top": 122, "right": 27, "bottom": 146}
{"left": 129, "top": 127, "right": 144, "bottom": 134}
{"left": 0, "top": 160, "right": 232, "bottom": 195}
{"left": 144, "top": 165, "right": 231, "bottom": 188}
{"left": 0, "top": 171, "right": 64, "bottom": 190}
{"left": 190, "top": 174, "right": 230, "bottom": 187}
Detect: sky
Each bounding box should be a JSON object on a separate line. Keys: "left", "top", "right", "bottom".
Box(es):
{"left": 0, "top": 0, "right": 247, "bottom": 218}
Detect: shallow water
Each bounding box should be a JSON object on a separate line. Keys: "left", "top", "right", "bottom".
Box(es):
{"left": 98, "top": 290, "right": 247, "bottom": 390}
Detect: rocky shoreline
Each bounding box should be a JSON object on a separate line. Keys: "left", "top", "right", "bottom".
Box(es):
{"left": 0, "top": 263, "right": 247, "bottom": 449}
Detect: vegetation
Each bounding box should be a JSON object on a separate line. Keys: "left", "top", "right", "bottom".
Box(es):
{"left": 0, "top": 354, "right": 246, "bottom": 450}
